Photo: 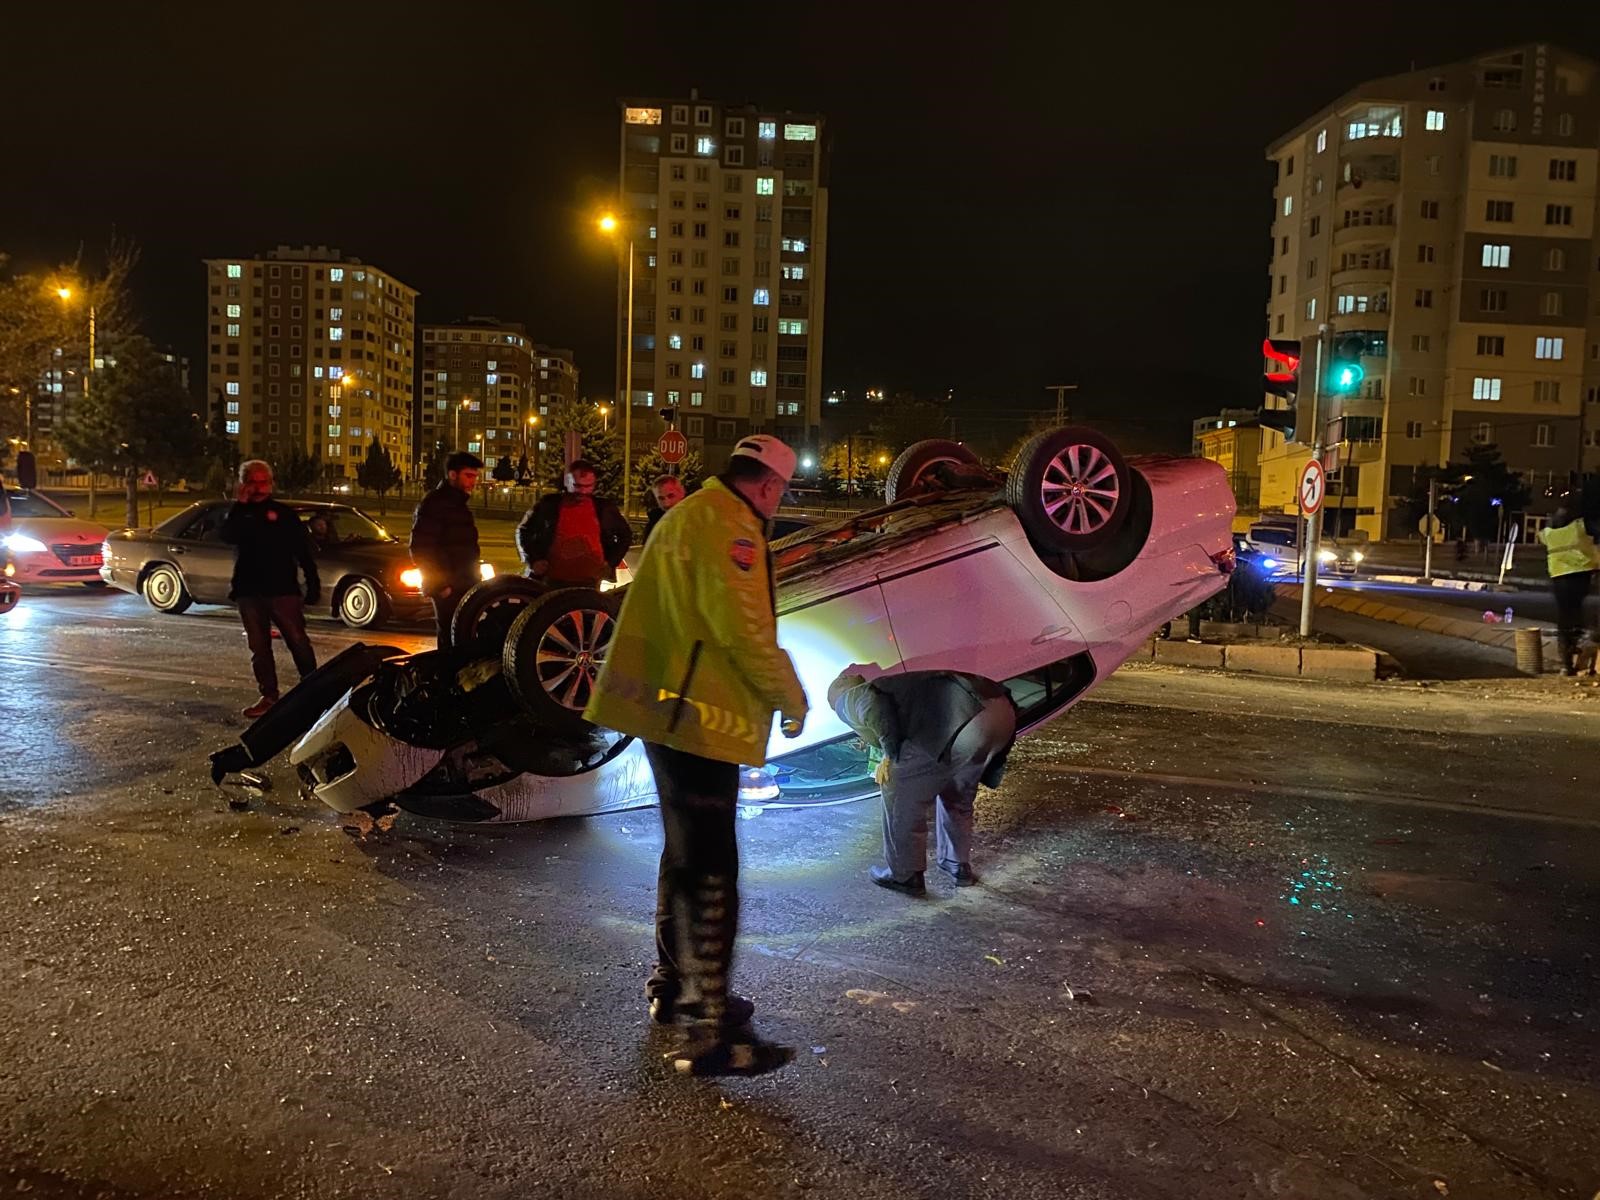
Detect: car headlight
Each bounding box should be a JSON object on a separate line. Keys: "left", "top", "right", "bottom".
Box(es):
{"left": 1261, "top": 557, "right": 1279, "bottom": 570}
{"left": 479, "top": 562, "right": 496, "bottom": 581}
{"left": 4, "top": 534, "right": 47, "bottom": 554}
{"left": 400, "top": 567, "right": 423, "bottom": 590}
{"left": 1317, "top": 549, "right": 1337, "bottom": 564}
{"left": 1351, "top": 551, "right": 1364, "bottom": 563}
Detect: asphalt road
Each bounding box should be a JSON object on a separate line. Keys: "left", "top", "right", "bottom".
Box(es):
{"left": 2, "top": 588, "right": 1598, "bottom": 1199}
{"left": 1324, "top": 576, "right": 1570, "bottom": 627}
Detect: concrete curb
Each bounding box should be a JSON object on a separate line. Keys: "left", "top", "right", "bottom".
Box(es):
{"left": 1278, "top": 583, "right": 1549, "bottom": 652}
{"left": 1138, "top": 637, "right": 1377, "bottom": 682}
{"left": 1370, "top": 574, "right": 1492, "bottom": 592}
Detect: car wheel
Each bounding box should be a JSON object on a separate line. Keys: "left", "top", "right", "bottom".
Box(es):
{"left": 336, "top": 577, "right": 390, "bottom": 629}
{"left": 884, "top": 439, "right": 983, "bottom": 504}
{"left": 447, "top": 575, "right": 547, "bottom": 650}
{"left": 503, "top": 587, "right": 620, "bottom": 735}
{"left": 1004, "top": 425, "right": 1132, "bottom": 552}
{"left": 140, "top": 563, "right": 193, "bottom": 614}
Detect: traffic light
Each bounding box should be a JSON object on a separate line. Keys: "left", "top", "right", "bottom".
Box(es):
{"left": 1328, "top": 334, "right": 1367, "bottom": 395}
{"left": 1259, "top": 338, "right": 1301, "bottom": 438}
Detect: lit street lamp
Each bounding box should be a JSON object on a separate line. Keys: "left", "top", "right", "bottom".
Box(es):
{"left": 454, "top": 399, "right": 471, "bottom": 453}
{"left": 597, "top": 212, "right": 636, "bottom": 513}
{"left": 598, "top": 403, "right": 611, "bottom": 433}
{"left": 527, "top": 414, "right": 541, "bottom": 498}
{"left": 48, "top": 284, "right": 95, "bottom": 448}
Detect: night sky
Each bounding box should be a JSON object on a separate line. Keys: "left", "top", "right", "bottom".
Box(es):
{"left": 8, "top": 3, "right": 1600, "bottom": 450}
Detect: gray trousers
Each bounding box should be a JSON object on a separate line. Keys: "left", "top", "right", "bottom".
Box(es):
{"left": 880, "top": 696, "right": 1016, "bottom": 878}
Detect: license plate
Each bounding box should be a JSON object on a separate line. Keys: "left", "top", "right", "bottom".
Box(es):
{"left": 68, "top": 555, "right": 101, "bottom": 567}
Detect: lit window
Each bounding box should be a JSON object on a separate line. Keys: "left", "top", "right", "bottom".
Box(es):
{"left": 226, "top": 304, "right": 241, "bottom": 318}
{"left": 782, "top": 264, "right": 806, "bottom": 280}
{"left": 1425, "top": 109, "right": 1446, "bottom": 131}
{"left": 753, "top": 288, "right": 770, "bottom": 306}
{"left": 486, "top": 373, "right": 498, "bottom": 385}
{"left": 1283, "top": 195, "right": 1293, "bottom": 216}
{"left": 329, "top": 267, "right": 344, "bottom": 282}
{"left": 690, "top": 362, "right": 706, "bottom": 379}
{"left": 329, "top": 327, "right": 343, "bottom": 341}
{"left": 225, "top": 401, "right": 239, "bottom": 414}
{"left": 758, "top": 121, "right": 776, "bottom": 139}
{"left": 778, "top": 318, "right": 809, "bottom": 334}
{"left": 624, "top": 106, "right": 662, "bottom": 125}
{"left": 755, "top": 177, "right": 774, "bottom": 195}
{"left": 226, "top": 382, "right": 240, "bottom": 395}
{"left": 1481, "top": 244, "right": 1511, "bottom": 268}
{"left": 330, "top": 307, "right": 343, "bottom": 321}
{"left": 1345, "top": 105, "right": 1403, "bottom": 140}
{"left": 226, "top": 263, "right": 242, "bottom": 278}
{"left": 696, "top": 135, "right": 715, "bottom": 155}
{"left": 783, "top": 123, "right": 817, "bottom": 141}
{"left": 1472, "top": 377, "right": 1503, "bottom": 401}
{"left": 329, "top": 366, "right": 343, "bottom": 379}
{"left": 1315, "top": 128, "right": 1327, "bottom": 153}
{"left": 668, "top": 333, "right": 682, "bottom": 350}
{"left": 690, "top": 390, "right": 704, "bottom": 406}
{"left": 750, "top": 369, "right": 768, "bottom": 386}
{"left": 1536, "top": 336, "right": 1565, "bottom": 360}
{"left": 226, "top": 323, "right": 240, "bottom": 337}
{"left": 1304, "top": 298, "right": 1316, "bottom": 320}
{"left": 328, "top": 425, "right": 342, "bottom": 438}
{"left": 225, "top": 420, "right": 240, "bottom": 434}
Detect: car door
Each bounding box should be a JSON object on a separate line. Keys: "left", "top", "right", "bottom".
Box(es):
{"left": 168, "top": 505, "right": 236, "bottom": 603}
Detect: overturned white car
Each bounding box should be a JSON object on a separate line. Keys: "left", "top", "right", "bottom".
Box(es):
{"left": 209, "top": 427, "right": 1235, "bottom": 823}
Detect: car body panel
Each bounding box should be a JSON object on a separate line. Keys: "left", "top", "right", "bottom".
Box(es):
{"left": 0, "top": 489, "right": 111, "bottom": 585}
{"left": 102, "top": 500, "right": 431, "bottom": 622}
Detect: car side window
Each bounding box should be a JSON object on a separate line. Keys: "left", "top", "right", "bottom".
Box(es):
{"left": 184, "top": 509, "right": 227, "bottom": 542}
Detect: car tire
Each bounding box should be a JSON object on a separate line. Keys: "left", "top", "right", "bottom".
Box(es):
{"left": 336, "top": 576, "right": 390, "bottom": 629}
{"left": 141, "top": 563, "right": 193, "bottom": 614}
{"left": 503, "top": 587, "right": 620, "bottom": 736}
{"left": 884, "top": 439, "right": 982, "bottom": 504}
{"left": 448, "top": 575, "right": 547, "bottom": 651}
{"left": 1004, "top": 425, "right": 1132, "bottom": 552}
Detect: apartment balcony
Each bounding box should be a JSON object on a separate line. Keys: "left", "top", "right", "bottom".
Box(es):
{"left": 1330, "top": 264, "right": 1394, "bottom": 289}
{"left": 1332, "top": 221, "right": 1395, "bottom": 247}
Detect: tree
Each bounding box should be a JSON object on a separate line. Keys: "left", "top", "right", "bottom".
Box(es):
{"left": 632, "top": 447, "right": 705, "bottom": 501}
{"left": 537, "top": 400, "right": 621, "bottom": 497}
{"left": 0, "top": 243, "right": 139, "bottom": 455}
{"left": 491, "top": 454, "right": 516, "bottom": 483}
{"left": 356, "top": 437, "right": 403, "bottom": 513}
{"left": 277, "top": 446, "right": 322, "bottom": 495}
{"left": 1444, "top": 443, "right": 1530, "bottom": 540}
{"left": 57, "top": 334, "right": 206, "bottom": 527}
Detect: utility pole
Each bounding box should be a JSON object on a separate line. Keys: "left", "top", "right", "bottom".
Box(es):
{"left": 1298, "top": 327, "right": 1330, "bottom": 638}
{"left": 1046, "top": 384, "right": 1078, "bottom": 426}
{"left": 1423, "top": 476, "right": 1438, "bottom": 580}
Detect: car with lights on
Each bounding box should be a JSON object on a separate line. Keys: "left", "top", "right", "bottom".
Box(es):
{"left": 0, "top": 487, "right": 113, "bottom": 587}
{"left": 207, "top": 426, "right": 1235, "bottom": 823}
{"left": 101, "top": 499, "right": 491, "bottom": 629}
{"left": 1244, "top": 518, "right": 1364, "bottom": 578}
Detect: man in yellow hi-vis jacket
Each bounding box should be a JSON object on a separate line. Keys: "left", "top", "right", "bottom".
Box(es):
{"left": 585, "top": 435, "right": 807, "bottom": 1078}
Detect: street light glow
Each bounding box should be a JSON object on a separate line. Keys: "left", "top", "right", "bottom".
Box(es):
{"left": 800, "top": 455, "right": 815, "bottom": 470}
{"left": 55, "top": 286, "right": 72, "bottom": 301}
{"left": 597, "top": 213, "right": 619, "bottom": 234}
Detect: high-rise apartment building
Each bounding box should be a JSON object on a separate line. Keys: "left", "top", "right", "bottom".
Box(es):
{"left": 1260, "top": 45, "right": 1600, "bottom": 539}
{"left": 203, "top": 246, "right": 417, "bottom": 479}
{"left": 533, "top": 346, "right": 580, "bottom": 413}
{"left": 419, "top": 318, "right": 538, "bottom": 471}
{"left": 616, "top": 91, "right": 828, "bottom": 464}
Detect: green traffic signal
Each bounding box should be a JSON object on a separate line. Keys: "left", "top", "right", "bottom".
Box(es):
{"left": 1331, "top": 362, "right": 1365, "bottom": 392}
{"left": 1328, "top": 334, "right": 1367, "bottom": 395}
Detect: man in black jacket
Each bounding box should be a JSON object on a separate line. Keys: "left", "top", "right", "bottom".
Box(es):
{"left": 828, "top": 666, "right": 1018, "bottom": 895}
{"left": 642, "top": 473, "right": 686, "bottom": 545}
{"left": 516, "top": 458, "right": 632, "bottom": 588}
{"left": 409, "top": 451, "right": 484, "bottom": 646}
{"left": 221, "top": 459, "right": 321, "bottom": 718}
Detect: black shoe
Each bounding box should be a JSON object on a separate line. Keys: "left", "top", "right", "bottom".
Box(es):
{"left": 869, "top": 865, "right": 926, "bottom": 896}
{"left": 672, "top": 1033, "right": 794, "bottom": 1078}
{"left": 649, "top": 991, "right": 755, "bottom": 1028}
{"left": 938, "top": 860, "right": 979, "bottom": 886}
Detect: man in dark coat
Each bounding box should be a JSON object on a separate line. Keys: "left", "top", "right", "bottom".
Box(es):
{"left": 409, "top": 451, "right": 484, "bottom": 645}
{"left": 221, "top": 459, "right": 321, "bottom": 718}
{"left": 642, "top": 474, "right": 686, "bottom": 545}
{"left": 516, "top": 458, "right": 632, "bottom": 588}
{"left": 828, "top": 666, "right": 1018, "bottom": 895}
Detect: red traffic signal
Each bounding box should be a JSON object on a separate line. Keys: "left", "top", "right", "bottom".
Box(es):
{"left": 1262, "top": 338, "right": 1301, "bottom": 398}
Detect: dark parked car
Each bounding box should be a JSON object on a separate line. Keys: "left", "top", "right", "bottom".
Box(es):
{"left": 101, "top": 500, "right": 436, "bottom": 629}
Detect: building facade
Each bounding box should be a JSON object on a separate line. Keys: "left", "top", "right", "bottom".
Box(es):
{"left": 1192, "top": 409, "right": 1262, "bottom": 530}
{"left": 1260, "top": 45, "right": 1600, "bottom": 539}
{"left": 419, "top": 318, "right": 538, "bottom": 473}
{"left": 203, "top": 246, "right": 417, "bottom": 479}
{"left": 615, "top": 91, "right": 828, "bottom": 466}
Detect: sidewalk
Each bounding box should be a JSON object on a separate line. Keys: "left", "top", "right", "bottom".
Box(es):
{"left": 1358, "top": 540, "right": 1543, "bottom": 590}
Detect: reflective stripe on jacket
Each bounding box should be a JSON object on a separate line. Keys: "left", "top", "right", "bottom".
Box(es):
{"left": 584, "top": 476, "right": 806, "bottom": 765}
{"left": 1539, "top": 520, "right": 1600, "bottom": 578}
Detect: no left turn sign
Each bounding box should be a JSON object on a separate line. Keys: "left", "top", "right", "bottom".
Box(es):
{"left": 1298, "top": 459, "right": 1325, "bottom": 515}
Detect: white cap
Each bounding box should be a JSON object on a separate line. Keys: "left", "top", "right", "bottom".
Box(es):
{"left": 729, "top": 434, "right": 798, "bottom": 482}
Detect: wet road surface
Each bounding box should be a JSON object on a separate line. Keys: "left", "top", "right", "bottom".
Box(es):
{"left": 2, "top": 588, "right": 1597, "bottom": 1199}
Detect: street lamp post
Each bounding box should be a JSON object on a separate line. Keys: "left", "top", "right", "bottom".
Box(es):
{"left": 599, "top": 403, "right": 611, "bottom": 433}
{"left": 598, "top": 213, "right": 636, "bottom": 513}
{"left": 527, "top": 414, "right": 541, "bottom": 500}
